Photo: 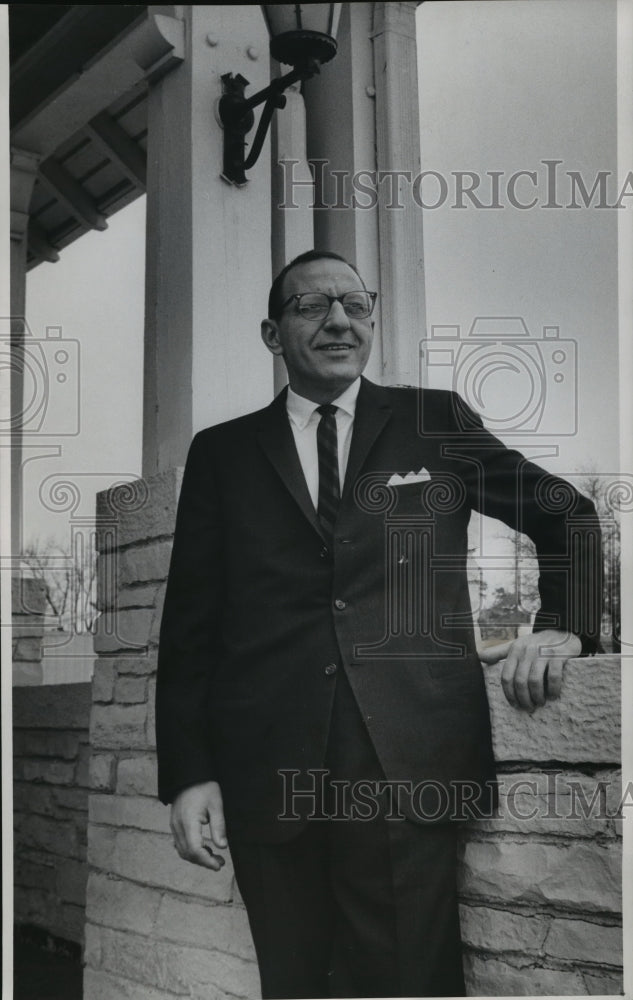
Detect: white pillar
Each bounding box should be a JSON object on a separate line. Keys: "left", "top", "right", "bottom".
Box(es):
{"left": 372, "top": 1, "right": 426, "bottom": 386}
{"left": 302, "top": 2, "right": 382, "bottom": 385}
{"left": 143, "top": 5, "right": 274, "bottom": 477}
{"left": 9, "top": 148, "right": 41, "bottom": 553}
{"left": 271, "top": 81, "right": 314, "bottom": 394}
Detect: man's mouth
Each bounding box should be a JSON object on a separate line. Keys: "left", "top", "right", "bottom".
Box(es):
{"left": 317, "top": 344, "right": 354, "bottom": 352}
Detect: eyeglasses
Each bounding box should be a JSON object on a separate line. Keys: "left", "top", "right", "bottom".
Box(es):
{"left": 281, "top": 291, "right": 378, "bottom": 321}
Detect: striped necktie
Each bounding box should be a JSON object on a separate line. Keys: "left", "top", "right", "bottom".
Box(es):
{"left": 316, "top": 404, "right": 340, "bottom": 540}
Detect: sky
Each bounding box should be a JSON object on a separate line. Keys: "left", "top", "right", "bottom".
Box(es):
{"left": 21, "top": 0, "right": 620, "bottom": 559}
{"left": 22, "top": 197, "right": 145, "bottom": 548}
{"left": 417, "top": 0, "right": 618, "bottom": 479}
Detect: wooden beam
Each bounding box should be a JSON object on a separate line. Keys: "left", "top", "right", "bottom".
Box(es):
{"left": 27, "top": 218, "right": 60, "bottom": 263}
{"left": 11, "top": 12, "right": 185, "bottom": 158}
{"left": 38, "top": 158, "right": 108, "bottom": 231}
{"left": 86, "top": 112, "right": 147, "bottom": 189}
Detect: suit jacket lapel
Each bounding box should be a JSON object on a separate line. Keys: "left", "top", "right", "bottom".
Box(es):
{"left": 342, "top": 377, "right": 393, "bottom": 503}
{"left": 256, "top": 388, "right": 326, "bottom": 541}
{"left": 257, "top": 379, "right": 393, "bottom": 537}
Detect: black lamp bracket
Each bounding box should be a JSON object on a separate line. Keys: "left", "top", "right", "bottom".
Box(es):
{"left": 219, "top": 60, "right": 320, "bottom": 186}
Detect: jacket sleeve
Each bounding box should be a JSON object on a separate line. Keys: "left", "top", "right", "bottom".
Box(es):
{"left": 448, "top": 393, "right": 603, "bottom": 655}
{"left": 155, "top": 430, "right": 224, "bottom": 804}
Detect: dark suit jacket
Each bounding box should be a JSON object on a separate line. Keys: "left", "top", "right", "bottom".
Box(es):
{"left": 156, "top": 378, "right": 602, "bottom": 841}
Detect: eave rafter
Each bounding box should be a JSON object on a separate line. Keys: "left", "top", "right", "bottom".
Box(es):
{"left": 85, "top": 112, "right": 147, "bottom": 189}
{"left": 38, "top": 158, "right": 108, "bottom": 232}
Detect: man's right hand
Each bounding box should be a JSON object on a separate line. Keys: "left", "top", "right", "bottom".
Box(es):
{"left": 170, "top": 781, "right": 227, "bottom": 871}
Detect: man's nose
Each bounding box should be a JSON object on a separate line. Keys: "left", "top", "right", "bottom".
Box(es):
{"left": 323, "top": 300, "right": 351, "bottom": 331}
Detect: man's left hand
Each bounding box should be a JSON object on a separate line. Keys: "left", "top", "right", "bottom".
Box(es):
{"left": 478, "top": 630, "right": 582, "bottom": 711}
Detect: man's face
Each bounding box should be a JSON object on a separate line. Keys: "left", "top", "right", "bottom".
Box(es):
{"left": 261, "top": 259, "right": 374, "bottom": 402}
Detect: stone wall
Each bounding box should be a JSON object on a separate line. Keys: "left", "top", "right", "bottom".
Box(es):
{"left": 459, "top": 656, "right": 622, "bottom": 995}
{"left": 13, "top": 683, "right": 92, "bottom": 945}
{"left": 85, "top": 471, "right": 259, "bottom": 1000}
{"left": 84, "top": 470, "right": 623, "bottom": 998}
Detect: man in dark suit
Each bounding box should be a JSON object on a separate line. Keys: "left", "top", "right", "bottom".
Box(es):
{"left": 156, "top": 250, "right": 601, "bottom": 999}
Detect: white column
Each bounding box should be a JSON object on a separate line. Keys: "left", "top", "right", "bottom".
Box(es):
{"left": 302, "top": 2, "right": 382, "bottom": 385}
{"left": 143, "top": 5, "right": 274, "bottom": 477}
{"left": 372, "top": 1, "right": 426, "bottom": 386}
{"left": 271, "top": 81, "right": 314, "bottom": 394}
{"left": 9, "top": 148, "right": 41, "bottom": 553}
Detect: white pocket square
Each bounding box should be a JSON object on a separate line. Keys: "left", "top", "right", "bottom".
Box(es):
{"left": 387, "top": 468, "right": 432, "bottom": 486}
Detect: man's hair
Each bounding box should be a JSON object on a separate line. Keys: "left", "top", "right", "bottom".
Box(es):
{"left": 267, "top": 249, "right": 365, "bottom": 321}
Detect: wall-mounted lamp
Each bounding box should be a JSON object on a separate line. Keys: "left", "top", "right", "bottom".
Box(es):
{"left": 219, "top": 4, "right": 341, "bottom": 186}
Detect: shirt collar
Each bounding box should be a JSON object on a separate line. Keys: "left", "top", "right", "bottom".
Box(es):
{"left": 286, "top": 377, "right": 361, "bottom": 430}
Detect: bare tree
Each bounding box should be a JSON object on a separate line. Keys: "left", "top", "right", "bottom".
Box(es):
{"left": 21, "top": 534, "right": 99, "bottom": 634}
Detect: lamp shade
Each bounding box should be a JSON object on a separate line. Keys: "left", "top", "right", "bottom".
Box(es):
{"left": 262, "top": 4, "right": 342, "bottom": 67}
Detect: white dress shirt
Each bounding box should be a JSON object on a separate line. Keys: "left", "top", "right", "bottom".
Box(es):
{"left": 286, "top": 378, "right": 361, "bottom": 510}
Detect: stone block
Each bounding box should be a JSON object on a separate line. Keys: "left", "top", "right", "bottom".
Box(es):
{"left": 13, "top": 729, "right": 81, "bottom": 761}
{"left": 13, "top": 683, "right": 92, "bottom": 730}
{"left": 582, "top": 970, "right": 624, "bottom": 994}
{"left": 154, "top": 893, "right": 256, "bottom": 960}
{"left": 15, "top": 885, "right": 85, "bottom": 945}
{"left": 117, "top": 584, "right": 160, "bottom": 609}
{"left": 86, "top": 873, "right": 162, "bottom": 936}
{"left": 459, "top": 839, "right": 622, "bottom": 913}
{"left": 116, "top": 755, "right": 157, "bottom": 796}
{"left": 12, "top": 577, "right": 47, "bottom": 615}
{"left": 484, "top": 656, "right": 620, "bottom": 764}
{"left": 14, "top": 884, "right": 51, "bottom": 928}
{"left": 94, "top": 608, "right": 154, "bottom": 654}
{"left": 96, "top": 551, "right": 118, "bottom": 611}
{"left": 83, "top": 967, "right": 189, "bottom": 1000}
{"left": 544, "top": 917, "right": 623, "bottom": 967}
{"left": 89, "top": 794, "right": 170, "bottom": 834}
{"left": 76, "top": 741, "right": 91, "bottom": 787}
{"left": 464, "top": 953, "right": 585, "bottom": 996}
{"left": 90, "top": 703, "right": 148, "bottom": 750}
{"left": 119, "top": 542, "right": 173, "bottom": 587}
{"left": 95, "top": 925, "right": 259, "bottom": 998}
{"left": 13, "top": 636, "right": 45, "bottom": 661}
{"left": 12, "top": 616, "right": 46, "bottom": 639}
{"left": 56, "top": 857, "right": 88, "bottom": 905}
{"left": 15, "top": 813, "right": 81, "bottom": 860}
{"left": 87, "top": 824, "right": 117, "bottom": 870}
{"left": 53, "top": 786, "right": 89, "bottom": 812}
{"left": 96, "top": 468, "right": 183, "bottom": 550}
{"left": 89, "top": 753, "right": 116, "bottom": 792}
{"left": 14, "top": 857, "right": 57, "bottom": 892}
{"left": 115, "top": 653, "right": 157, "bottom": 676}
{"left": 477, "top": 770, "right": 617, "bottom": 839}
{"left": 88, "top": 826, "right": 234, "bottom": 902}
{"left": 13, "top": 782, "right": 57, "bottom": 817}
{"left": 92, "top": 660, "right": 116, "bottom": 703}
{"left": 114, "top": 675, "right": 147, "bottom": 704}
{"left": 16, "top": 759, "right": 76, "bottom": 785}
{"left": 458, "top": 903, "right": 548, "bottom": 955}
{"left": 84, "top": 921, "right": 102, "bottom": 968}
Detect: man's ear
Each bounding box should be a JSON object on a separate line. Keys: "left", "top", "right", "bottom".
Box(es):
{"left": 261, "top": 319, "right": 284, "bottom": 356}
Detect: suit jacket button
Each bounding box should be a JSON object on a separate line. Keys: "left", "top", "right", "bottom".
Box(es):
{"left": 320, "top": 546, "right": 329, "bottom": 558}
{"left": 334, "top": 599, "right": 346, "bottom": 610}
{"left": 325, "top": 663, "right": 337, "bottom": 675}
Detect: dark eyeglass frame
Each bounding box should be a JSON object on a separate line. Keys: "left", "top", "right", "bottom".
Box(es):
{"left": 280, "top": 291, "right": 378, "bottom": 320}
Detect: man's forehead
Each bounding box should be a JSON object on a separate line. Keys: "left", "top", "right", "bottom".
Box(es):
{"left": 283, "top": 259, "right": 364, "bottom": 295}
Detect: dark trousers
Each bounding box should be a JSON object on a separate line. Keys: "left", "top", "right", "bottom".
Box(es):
{"left": 230, "top": 669, "right": 466, "bottom": 999}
